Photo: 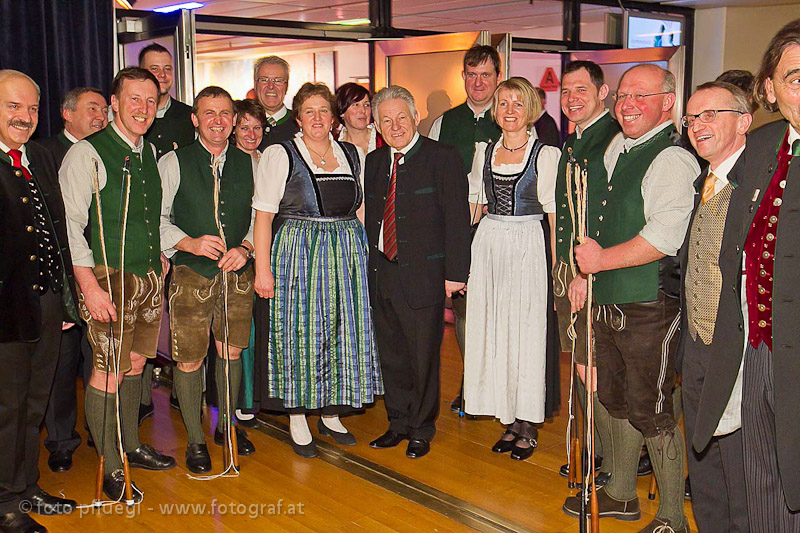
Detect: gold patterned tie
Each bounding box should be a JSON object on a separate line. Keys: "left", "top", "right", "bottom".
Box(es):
{"left": 701, "top": 171, "right": 717, "bottom": 205}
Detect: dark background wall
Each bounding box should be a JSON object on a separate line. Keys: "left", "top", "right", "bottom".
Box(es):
{"left": 0, "top": 0, "right": 114, "bottom": 138}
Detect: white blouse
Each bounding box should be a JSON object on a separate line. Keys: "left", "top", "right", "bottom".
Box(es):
{"left": 469, "top": 132, "right": 560, "bottom": 214}
{"left": 253, "top": 132, "right": 366, "bottom": 213}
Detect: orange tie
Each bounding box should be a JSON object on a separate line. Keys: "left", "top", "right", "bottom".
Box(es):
{"left": 701, "top": 172, "right": 717, "bottom": 205}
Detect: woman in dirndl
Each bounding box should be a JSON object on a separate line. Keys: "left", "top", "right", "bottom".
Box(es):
{"left": 252, "top": 82, "right": 382, "bottom": 458}
{"left": 464, "top": 76, "right": 560, "bottom": 461}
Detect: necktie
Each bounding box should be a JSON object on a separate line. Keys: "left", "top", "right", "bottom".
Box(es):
{"left": 700, "top": 171, "right": 717, "bottom": 205}
{"left": 8, "top": 149, "right": 31, "bottom": 180}
{"left": 382, "top": 152, "right": 404, "bottom": 261}
{"left": 792, "top": 139, "right": 800, "bottom": 157}
{"left": 267, "top": 116, "right": 277, "bottom": 127}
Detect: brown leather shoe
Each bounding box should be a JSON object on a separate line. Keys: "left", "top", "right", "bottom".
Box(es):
{"left": 562, "top": 487, "right": 641, "bottom": 521}
{"left": 637, "top": 518, "right": 689, "bottom": 533}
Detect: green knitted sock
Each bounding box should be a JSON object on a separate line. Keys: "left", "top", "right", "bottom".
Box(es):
{"left": 646, "top": 427, "right": 688, "bottom": 528}
{"left": 175, "top": 367, "right": 205, "bottom": 445}
{"left": 85, "top": 386, "right": 122, "bottom": 473}
{"left": 216, "top": 356, "right": 242, "bottom": 433}
{"left": 604, "top": 416, "right": 643, "bottom": 502}
{"left": 119, "top": 375, "right": 142, "bottom": 452}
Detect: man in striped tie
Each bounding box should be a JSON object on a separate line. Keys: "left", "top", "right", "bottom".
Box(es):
{"left": 364, "top": 85, "right": 471, "bottom": 459}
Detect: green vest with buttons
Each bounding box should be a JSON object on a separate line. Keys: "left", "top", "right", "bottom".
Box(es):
{"left": 87, "top": 126, "right": 162, "bottom": 278}
{"left": 144, "top": 98, "right": 195, "bottom": 161}
{"left": 555, "top": 113, "right": 620, "bottom": 264}
{"left": 438, "top": 102, "right": 502, "bottom": 173}
{"left": 172, "top": 142, "right": 254, "bottom": 279}
{"left": 592, "top": 124, "right": 676, "bottom": 305}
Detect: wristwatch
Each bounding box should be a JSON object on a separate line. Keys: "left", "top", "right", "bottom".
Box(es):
{"left": 240, "top": 244, "right": 255, "bottom": 260}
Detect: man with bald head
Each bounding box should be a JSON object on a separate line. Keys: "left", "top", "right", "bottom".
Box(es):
{"left": 680, "top": 81, "right": 752, "bottom": 532}
{"left": 563, "top": 64, "right": 699, "bottom": 533}
{"left": 0, "top": 70, "right": 79, "bottom": 532}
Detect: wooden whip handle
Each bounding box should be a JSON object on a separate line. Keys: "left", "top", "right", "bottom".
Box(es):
{"left": 568, "top": 437, "right": 579, "bottom": 488}
{"left": 590, "top": 479, "right": 599, "bottom": 532}
{"left": 231, "top": 425, "right": 240, "bottom": 469}
{"left": 95, "top": 456, "right": 105, "bottom": 502}
{"left": 122, "top": 455, "right": 133, "bottom": 503}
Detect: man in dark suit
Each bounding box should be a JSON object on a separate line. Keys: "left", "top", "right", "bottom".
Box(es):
{"left": 0, "top": 69, "right": 80, "bottom": 533}
{"left": 365, "top": 85, "right": 471, "bottom": 459}
{"left": 534, "top": 87, "right": 561, "bottom": 147}
{"left": 679, "top": 80, "right": 752, "bottom": 533}
{"left": 254, "top": 55, "right": 299, "bottom": 150}
{"left": 705, "top": 19, "right": 800, "bottom": 530}
{"left": 37, "top": 86, "right": 108, "bottom": 474}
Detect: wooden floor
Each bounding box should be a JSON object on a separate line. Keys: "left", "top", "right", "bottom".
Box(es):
{"left": 37, "top": 325, "right": 696, "bottom": 532}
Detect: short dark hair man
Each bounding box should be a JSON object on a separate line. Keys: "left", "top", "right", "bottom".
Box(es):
{"left": 0, "top": 69, "right": 80, "bottom": 532}
{"left": 533, "top": 86, "right": 561, "bottom": 147}
{"left": 680, "top": 80, "right": 753, "bottom": 533}
{"left": 427, "top": 44, "right": 502, "bottom": 411}
{"left": 708, "top": 18, "right": 800, "bottom": 530}
{"left": 60, "top": 67, "right": 177, "bottom": 501}
{"left": 138, "top": 43, "right": 195, "bottom": 160}
{"left": 40, "top": 87, "right": 108, "bottom": 165}
{"left": 159, "top": 86, "right": 256, "bottom": 473}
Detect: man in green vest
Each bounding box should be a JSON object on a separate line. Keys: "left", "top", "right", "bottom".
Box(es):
{"left": 139, "top": 42, "right": 196, "bottom": 424}
{"left": 60, "top": 67, "right": 177, "bottom": 502}
{"left": 553, "top": 60, "right": 619, "bottom": 487}
{"left": 428, "top": 44, "right": 502, "bottom": 411}
{"left": 159, "top": 85, "right": 256, "bottom": 474}
{"left": 254, "top": 55, "right": 299, "bottom": 150}
{"left": 562, "top": 64, "right": 699, "bottom": 533}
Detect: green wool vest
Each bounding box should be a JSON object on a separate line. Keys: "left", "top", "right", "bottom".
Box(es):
{"left": 593, "top": 125, "right": 676, "bottom": 305}
{"left": 172, "top": 142, "right": 254, "bottom": 279}
{"left": 144, "top": 99, "right": 196, "bottom": 160}
{"left": 555, "top": 113, "right": 621, "bottom": 263}
{"left": 87, "top": 126, "right": 162, "bottom": 278}
{"left": 439, "top": 102, "right": 501, "bottom": 173}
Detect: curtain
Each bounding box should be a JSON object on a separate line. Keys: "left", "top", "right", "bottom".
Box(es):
{"left": 0, "top": 0, "right": 114, "bottom": 138}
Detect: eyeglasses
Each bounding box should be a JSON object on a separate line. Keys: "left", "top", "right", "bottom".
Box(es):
{"left": 681, "top": 109, "right": 744, "bottom": 128}
{"left": 612, "top": 91, "right": 670, "bottom": 103}
{"left": 256, "top": 76, "right": 287, "bottom": 86}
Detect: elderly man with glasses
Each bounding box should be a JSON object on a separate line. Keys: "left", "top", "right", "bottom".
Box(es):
{"left": 562, "top": 63, "right": 699, "bottom": 533}
{"left": 254, "top": 55, "right": 299, "bottom": 150}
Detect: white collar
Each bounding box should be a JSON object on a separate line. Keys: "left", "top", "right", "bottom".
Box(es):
{"left": 709, "top": 144, "right": 745, "bottom": 186}
{"left": 156, "top": 96, "right": 173, "bottom": 119}
{"left": 788, "top": 124, "right": 800, "bottom": 153}
{"left": 267, "top": 106, "right": 288, "bottom": 121}
{"left": 466, "top": 100, "right": 492, "bottom": 119}
{"left": 575, "top": 109, "right": 609, "bottom": 139}
{"left": 389, "top": 131, "right": 420, "bottom": 161}
{"left": 63, "top": 129, "right": 80, "bottom": 144}
{"left": 111, "top": 122, "right": 144, "bottom": 152}
{"left": 0, "top": 139, "right": 28, "bottom": 163}
{"left": 198, "top": 138, "right": 229, "bottom": 163}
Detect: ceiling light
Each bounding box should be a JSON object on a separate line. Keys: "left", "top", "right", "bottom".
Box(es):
{"left": 153, "top": 2, "right": 204, "bottom": 13}
{"left": 115, "top": 0, "right": 135, "bottom": 8}
{"left": 332, "top": 18, "right": 371, "bottom": 26}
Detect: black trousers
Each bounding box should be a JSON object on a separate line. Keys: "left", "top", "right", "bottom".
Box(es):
{"left": 373, "top": 256, "right": 443, "bottom": 441}
{"left": 0, "top": 290, "right": 63, "bottom": 513}
{"left": 682, "top": 337, "right": 749, "bottom": 533}
{"left": 43, "top": 325, "right": 89, "bottom": 453}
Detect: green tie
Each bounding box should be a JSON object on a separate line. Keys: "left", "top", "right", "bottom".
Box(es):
{"left": 792, "top": 139, "right": 800, "bottom": 157}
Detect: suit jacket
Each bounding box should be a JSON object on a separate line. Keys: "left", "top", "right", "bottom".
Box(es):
{"left": 702, "top": 119, "right": 800, "bottom": 510}
{"left": 38, "top": 131, "right": 73, "bottom": 167}
{"left": 0, "top": 141, "right": 78, "bottom": 342}
{"left": 364, "top": 136, "right": 471, "bottom": 310}
{"left": 534, "top": 111, "right": 561, "bottom": 148}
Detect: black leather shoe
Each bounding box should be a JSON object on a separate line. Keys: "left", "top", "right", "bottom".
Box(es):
{"left": 290, "top": 438, "right": 318, "bottom": 458}
{"left": 127, "top": 443, "right": 177, "bottom": 470}
{"left": 406, "top": 438, "right": 430, "bottom": 458}
{"left": 684, "top": 476, "right": 692, "bottom": 500}
{"left": 316, "top": 418, "right": 356, "bottom": 446}
{"left": 102, "top": 469, "right": 142, "bottom": 504}
{"left": 0, "top": 511, "right": 48, "bottom": 533}
{"left": 510, "top": 436, "right": 536, "bottom": 461}
{"left": 214, "top": 427, "right": 255, "bottom": 456}
{"left": 23, "top": 488, "right": 76, "bottom": 516}
{"left": 47, "top": 450, "right": 73, "bottom": 473}
{"left": 559, "top": 455, "right": 603, "bottom": 477}
{"left": 449, "top": 394, "right": 463, "bottom": 413}
{"left": 491, "top": 430, "right": 517, "bottom": 453}
{"left": 185, "top": 443, "right": 211, "bottom": 474}
{"left": 138, "top": 402, "right": 154, "bottom": 426}
{"left": 369, "top": 430, "right": 408, "bottom": 449}
{"left": 638, "top": 451, "right": 653, "bottom": 476}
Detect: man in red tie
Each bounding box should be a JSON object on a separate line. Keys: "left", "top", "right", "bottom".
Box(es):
{"left": 364, "top": 85, "right": 471, "bottom": 459}
{"left": 0, "top": 69, "right": 80, "bottom": 533}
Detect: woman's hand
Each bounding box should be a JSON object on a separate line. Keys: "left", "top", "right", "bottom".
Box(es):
{"left": 254, "top": 269, "right": 275, "bottom": 299}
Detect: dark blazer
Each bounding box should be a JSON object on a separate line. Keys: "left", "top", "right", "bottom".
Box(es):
{"left": 699, "top": 119, "right": 800, "bottom": 510}
{"left": 534, "top": 111, "right": 561, "bottom": 148}
{"left": 38, "top": 131, "right": 72, "bottom": 167}
{"left": 0, "top": 141, "right": 78, "bottom": 343}
{"left": 364, "top": 136, "right": 471, "bottom": 310}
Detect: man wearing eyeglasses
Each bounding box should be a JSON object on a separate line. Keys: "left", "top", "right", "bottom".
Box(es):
{"left": 703, "top": 19, "right": 800, "bottom": 530}
{"left": 563, "top": 64, "right": 699, "bottom": 533}
{"left": 428, "top": 45, "right": 502, "bottom": 413}
{"left": 254, "top": 55, "right": 299, "bottom": 151}
{"left": 679, "top": 81, "right": 752, "bottom": 533}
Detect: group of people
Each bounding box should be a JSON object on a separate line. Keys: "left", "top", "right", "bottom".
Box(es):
{"left": 1, "top": 16, "right": 800, "bottom": 533}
